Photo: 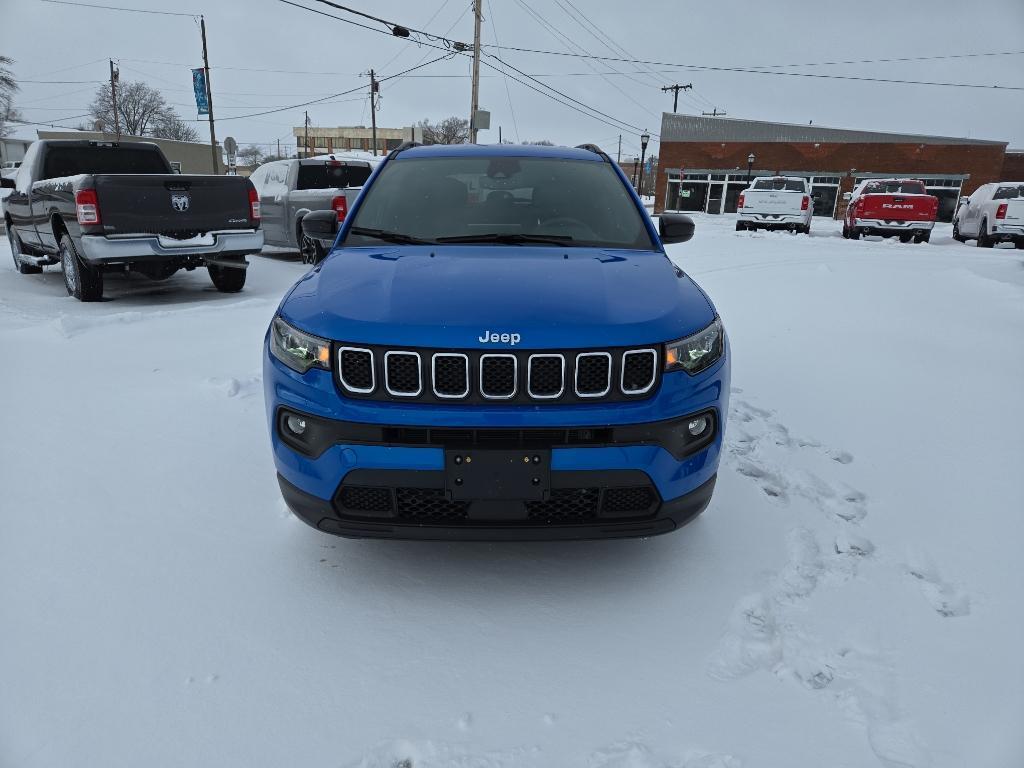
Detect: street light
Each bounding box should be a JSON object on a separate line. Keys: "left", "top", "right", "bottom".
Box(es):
{"left": 746, "top": 152, "right": 755, "bottom": 183}
{"left": 638, "top": 131, "right": 651, "bottom": 195}
{"left": 632, "top": 155, "right": 640, "bottom": 189}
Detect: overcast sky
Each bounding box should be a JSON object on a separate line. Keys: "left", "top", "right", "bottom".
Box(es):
{"left": 5, "top": 0, "right": 1024, "bottom": 159}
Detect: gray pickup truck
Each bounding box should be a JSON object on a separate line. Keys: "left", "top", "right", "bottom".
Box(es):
{"left": 249, "top": 154, "right": 378, "bottom": 264}
{"left": 2, "top": 139, "right": 262, "bottom": 301}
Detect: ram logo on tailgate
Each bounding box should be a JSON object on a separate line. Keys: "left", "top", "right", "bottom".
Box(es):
{"left": 170, "top": 193, "right": 190, "bottom": 212}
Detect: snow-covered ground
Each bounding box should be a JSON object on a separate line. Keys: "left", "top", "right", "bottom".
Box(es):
{"left": 1, "top": 216, "right": 1022, "bottom": 768}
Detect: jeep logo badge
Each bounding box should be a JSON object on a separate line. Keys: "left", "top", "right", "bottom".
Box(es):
{"left": 479, "top": 330, "right": 521, "bottom": 345}
{"left": 170, "top": 193, "right": 190, "bottom": 212}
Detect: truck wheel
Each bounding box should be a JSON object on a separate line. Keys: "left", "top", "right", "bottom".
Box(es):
{"left": 914, "top": 232, "right": 931, "bottom": 244}
{"left": 208, "top": 260, "right": 247, "bottom": 292}
{"left": 7, "top": 225, "right": 43, "bottom": 274}
{"left": 976, "top": 220, "right": 993, "bottom": 248}
{"left": 850, "top": 227, "right": 861, "bottom": 240}
{"left": 899, "top": 234, "right": 912, "bottom": 243}
{"left": 735, "top": 222, "right": 744, "bottom": 232}
{"left": 299, "top": 233, "right": 326, "bottom": 265}
{"left": 60, "top": 234, "right": 103, "bottom": 301}
{"left": 952, "top": 220, "right": 964, "bottom": 242}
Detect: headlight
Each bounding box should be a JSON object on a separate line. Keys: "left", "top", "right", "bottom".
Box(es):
{"left": 270, "top": 316, "right": 331, "bottom": 373}
{"left": 665, "top": 317, "right": 724, "bottom": 375}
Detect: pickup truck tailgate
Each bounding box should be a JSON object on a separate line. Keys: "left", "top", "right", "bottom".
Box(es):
{"left": 93, "top": 175, "right": 255, "bottom": 236}
{"left": 858, "top": 193, "right": 937, "bottom": 222}
{"left": 741, "top": 190, "right": 804, "bottom": 212}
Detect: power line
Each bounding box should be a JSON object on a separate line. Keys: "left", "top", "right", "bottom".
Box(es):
{"left": 486, "top": 0, "right": 519, "bottom": 143}
{"left": 759, "top": 49, "right": 1024, "bottom": 69}
{"left": 39, "top": 0, "right": 198, "bottom": 17}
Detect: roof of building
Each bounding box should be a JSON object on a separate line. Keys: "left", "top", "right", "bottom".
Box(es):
{"left": 660, "top": 113, "right": 1006, "bottom": 147}
{"left": 1, "top": 124, "right": 41, "bottom": 143}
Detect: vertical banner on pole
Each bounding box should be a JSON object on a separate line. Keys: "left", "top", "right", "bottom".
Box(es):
{"left": 192, "top": 69, "right": 209, "bottom": 115}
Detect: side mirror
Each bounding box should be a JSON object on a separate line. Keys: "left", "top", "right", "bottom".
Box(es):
{"left": 659, "top": 213, "right": 695, "bottom": 245}
{"left": 301, "top": 210, "right": 338, "bottom": 243}
{"left": 0, "top": 177, "right": 14, "bottom": 189}
{"left": 842, "top": 192, "right": 852, "bottom": 201}
{"left": 959, "top": 196, "right": 969, "bottom": 205}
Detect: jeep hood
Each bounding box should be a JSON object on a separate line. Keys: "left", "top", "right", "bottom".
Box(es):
{"left": 279, "top": 245, "right": 716, "bottom": 349}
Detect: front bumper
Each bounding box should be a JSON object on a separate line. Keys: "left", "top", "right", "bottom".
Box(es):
{"left": 265, "top": 341, "right": 729, "bottom": 540}
{"left": 79, "top": 229, "right": 264, "bottom": 265}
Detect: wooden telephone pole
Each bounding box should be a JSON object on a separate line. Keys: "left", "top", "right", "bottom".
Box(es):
{"left": 108, "top": 60, "right": 121, "bottom": 139}
{"left": 369, "top": 69, "right": 378, "bottom": 156}
{"left": 661, "top": 83, "right": 692, "bottom": 113}
{"left": 200, "top": 16, "right": 219, "bottom": 173}
{"left": 469, "top": 0, "right": 482, "bottom": 143}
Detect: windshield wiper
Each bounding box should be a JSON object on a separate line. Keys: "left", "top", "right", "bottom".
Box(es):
{"left": 347, "top": 226, "right": 434, "bottom": 245}
{"left": 435, "top": 232, "right": 574, "bottom": 245}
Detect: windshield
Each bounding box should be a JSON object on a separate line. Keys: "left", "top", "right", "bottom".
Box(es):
{"left": 752, "top": 178, "right": 805, "bottom": 191}
{"left": 41, "top": 146, "right": 169, "bottom": 179}
{"left": 342, "top": 155, "right": 654, "bottom": 249}
{"left": 993, "top": 185, "right": 1024, "bottom": 200}
{"left": 862, "top": 180, "right": 926, "bottom": 195}
{"left": 296, "top": 161, "right": 372, "bottom": 190}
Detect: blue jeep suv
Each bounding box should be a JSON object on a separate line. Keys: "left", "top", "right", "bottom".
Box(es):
{"left": 264, "top": 143, "right": 729, "bottom": 540}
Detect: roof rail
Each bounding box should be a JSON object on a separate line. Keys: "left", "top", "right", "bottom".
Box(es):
{"left": 574, "top": 143, "right": 609, "bottom": 161}
{"left": 389, "top": 141, "right": 422, "bottom": 157}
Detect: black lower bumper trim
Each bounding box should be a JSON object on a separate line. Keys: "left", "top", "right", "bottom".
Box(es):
{"left": 277, "top": 472, "right": 716, "bottom": 541}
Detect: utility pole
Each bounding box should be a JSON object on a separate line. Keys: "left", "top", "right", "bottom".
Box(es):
{"left": 304, "top": 110, "right": 310, "bottom": 158}
{"left": 702, "top": 108, "right": 727, "bottom": 117}
{"left": 200, "top": 16, "right": 219, "bottom": 173}
{"left": 661, "top": 83, "right": 692, "bottom": 113}
{"left": 469, "top": 0, "right": 482, "bottom": 144}
{"left": 616, "top": 135, "right": 621, "bottom": 163}
{"left": 277, "top": 138, "right": 280, "bottom": 159}
{"left": 108, "top": 59, "right": 121, "bottom": 139}
{"left": 368, "top": 69, "right": 378, "bottom": 156}
{"left": 498, "top": 125, "right": 502, "bottom": 143}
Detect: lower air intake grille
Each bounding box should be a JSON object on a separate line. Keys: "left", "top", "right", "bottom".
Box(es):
{"left": 601, "top": 486, "right": 657, "bottom": 516}
{"left": 525, "top": 488, "right": 600, "bottom": 521}
{"left": 395, "top": 487, "right": 470, "bottom": 521}
{"left": 338, "top": 485, "right": 393, "bottom": 515}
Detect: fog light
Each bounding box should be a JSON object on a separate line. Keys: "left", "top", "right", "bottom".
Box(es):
{"left": 687, "top": 416, "right": 709, "bottom": 436}
{"left": 285, "top": 414, "right": 307, "bottom": 435}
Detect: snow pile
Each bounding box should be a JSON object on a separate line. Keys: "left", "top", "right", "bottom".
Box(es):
{"left": 0, "top": 216, "right": 1021, "bottom": 767}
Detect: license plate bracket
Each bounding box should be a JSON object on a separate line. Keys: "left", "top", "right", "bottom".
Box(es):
{"left": 445, "top": 449, "right": 550, "bottom": 501}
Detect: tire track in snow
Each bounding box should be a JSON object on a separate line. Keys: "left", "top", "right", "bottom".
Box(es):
{"left": 710, "top": 393, "right": 934, "bottom": 768}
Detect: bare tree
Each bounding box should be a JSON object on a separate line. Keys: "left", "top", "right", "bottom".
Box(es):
{"left": 152, "top": 113, "right": 199, "bottom": 142}
{"left": 237, "top": 144, "right": 266, "bottom": 167}
{"left": 0, "top": 55, "right": 20, "bottom": 138}
{"left": 89, "top": 80, "right": 196, "bottom": 141}
{"left": 418, "top": 116, "right": 469, "bottom": 145}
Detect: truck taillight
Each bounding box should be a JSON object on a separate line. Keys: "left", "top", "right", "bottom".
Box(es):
{"left": 331, "top": 195, "right": 348, "bottom": 221}
{"left": 737, "top": 193, "right": 745, "bottom": 209}
{"left": 855, "top": 199, "right": 865, "bottom": 215}
{"left": 801, "top": 195, "right": 810, "bottom": 211}
{"left": 75, "top": 189, "right": 101, "bottom": 225}
{"left": 996, "top": 203, "right": 1008, "bottom": 220}
{"left": 248, "top": 186, "right": 261, "bottom": 221}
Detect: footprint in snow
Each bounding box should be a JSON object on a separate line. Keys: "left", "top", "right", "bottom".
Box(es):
{"left": 205, "top": 374, "right": 262, "bottom": 398}
{"left": 905, "top": 550, "right": 970, "bottom": 618}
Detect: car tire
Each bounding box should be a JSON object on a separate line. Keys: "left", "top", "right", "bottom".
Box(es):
{"left": 8, "top": 225, "right": 43, "bottom": 274}
{"left": 899, "top": 234, "right": 913, "bottom": 243}
{"left": 208, "top": 259, "right": 247, "bottom": 292}
{"left": 850, "top": 227, "right": 861, "bottom": 240}
{"left": 952, "top": 220, "right": 964, "bottom": 242}
{"left": 300, "top": 233, "right": 326, "bottom": 264}
{"left": 735, "top": 222, "right": 744, "bottom": 232}
{"left": 60, "top": 233, "right": 103, "bottom": 301}
{"left": 914, "top": 232, "right": 931, "bottom": 244}
{"left": 976, "top": 220, "right": 993, "bottom": 248}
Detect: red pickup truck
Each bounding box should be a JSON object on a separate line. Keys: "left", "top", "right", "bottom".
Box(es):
{"left": 842, "top": 178, "right": 939, "bottom": 243}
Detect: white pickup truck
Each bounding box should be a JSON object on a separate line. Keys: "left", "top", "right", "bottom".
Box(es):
{"left": 953, "top": 181, "right": 1024, "bottom": 248}
{"left": 736, "top": 176, "right": 812, "bottom": 234}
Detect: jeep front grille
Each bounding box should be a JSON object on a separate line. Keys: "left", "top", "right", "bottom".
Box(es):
{"left": 334, "top": 345, "right": 664, "bottom": 404}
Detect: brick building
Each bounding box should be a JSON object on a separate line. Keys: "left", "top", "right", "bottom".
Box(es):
{"left": 654, "top": 114, "right": 1008, "bottom": 222}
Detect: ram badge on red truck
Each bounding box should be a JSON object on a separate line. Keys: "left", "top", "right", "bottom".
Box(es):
{"left": 2, "top": 139, "right": 263, "bottom": 301}
{"left": 842, "top": 178, "right": 938, "bottom": 243}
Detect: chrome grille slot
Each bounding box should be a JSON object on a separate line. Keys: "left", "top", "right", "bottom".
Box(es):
{"left": 527, "top": 354, "right": 565, "bottom": 399}
{"left": 575, "top": 352, "right": 611, "bottom": 397}
{"left": 432, "top": 353, "right": 470, "bottom": 399}
{"left": 338, "top": 347, "right": 374, "bottom": 393}
{"left": 384, "top": 351, "right": 421, "bottom": 397}
{"left": 621, "top": 349, "right": 658, "bottom": 395}
{"left": 479, "top": 354, "right": 517, "bottom": 399}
